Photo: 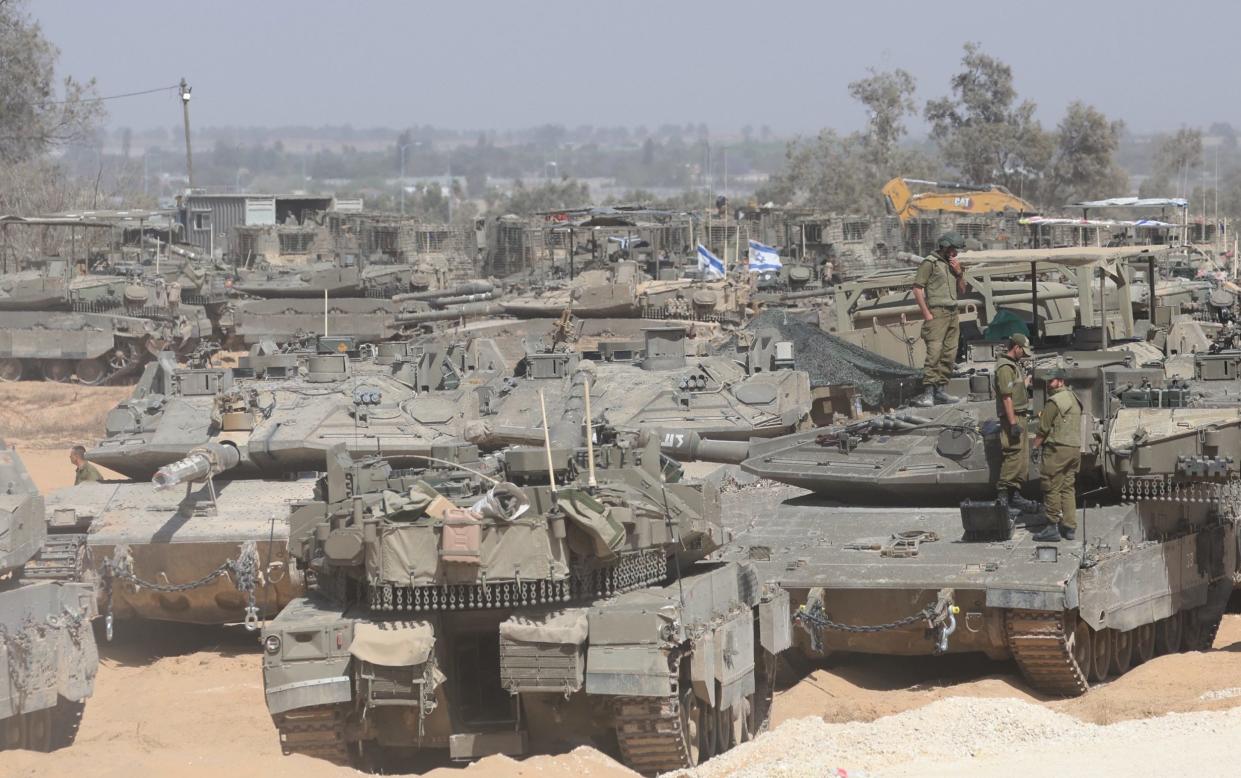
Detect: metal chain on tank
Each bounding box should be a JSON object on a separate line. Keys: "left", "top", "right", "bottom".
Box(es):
{"left": 795, "top": 588, "right": 958, "bottom": 654}
{"left": 98, "top": 541, "right": 262, "bottom": 640}
{"left": 0, "top": 616, "right": 35, "bottom": 698}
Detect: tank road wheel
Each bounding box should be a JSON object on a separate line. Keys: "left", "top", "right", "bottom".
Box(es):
{"left": 75, "top": 357, "right": 108, "bottom": 385}
{"left": 0, "top": 358, "right": 23, "bottom": 382}
{"left": 1, "top": 714, "right": 22, "bottom": 749}
{"left": 21, "top": 708, "right": 52, "bottom": 751}
{"left": 1134, "top": 623, "right": 1156, "bottom": 664}
{"left": 1112, "top": 630, "right": 1134, "bottom": 675}
{"left": 699, "top": 698, "right": 719, "bottom": 760}
{"left": 732, "top": 695, "right": 755, "bottom": 745}
{"left": 679, "top": 686, "right": 703, "bottom": 767}
{"left": 1089, "top": 627, "right": 1112, "bottom": 682}
{"left": 1155, "top": 612, "right": 1183, "bottom": 655}
{"left": 41, "top": 359, "right": 75, "bottom": 383}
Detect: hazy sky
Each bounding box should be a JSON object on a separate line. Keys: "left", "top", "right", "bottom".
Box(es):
{"left": 32, "top": 0, "right": 1241, "bottom": 136}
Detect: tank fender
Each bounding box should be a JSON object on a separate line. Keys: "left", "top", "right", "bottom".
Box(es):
{"left": 690, "top": 632, "right": 715, "bottom": 706}
{"left": 758, "top": 587, "right": 792, "bottom": 654}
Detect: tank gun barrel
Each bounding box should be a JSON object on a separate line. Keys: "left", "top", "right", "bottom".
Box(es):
{"left": 394, "top": 302, "right": 506, "bottom": 324}
{"left": 152, "top": 443, "right": 240, "bottom": 489}
{"left": 391, "top": 280, "right": 495, "bottom": 303}
{"left": 431, "top": 291, "right": 499, "bottom": 307}
{"left": 779, "top": 287, "right": 834, "bottom": 302}
{"left": 658, "top": 430, "right": 752, "bottom": 464}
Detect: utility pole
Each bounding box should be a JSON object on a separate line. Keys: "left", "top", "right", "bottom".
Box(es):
{"left": 179, "top": 78, "right": 194, "bottom": 190}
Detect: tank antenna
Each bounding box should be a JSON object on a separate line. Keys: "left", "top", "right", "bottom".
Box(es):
{"left": 539, "top": 389, "right": 557, "bottom": 494}
{"left": 584, "top": 376, "right": 597, "bottom": 488}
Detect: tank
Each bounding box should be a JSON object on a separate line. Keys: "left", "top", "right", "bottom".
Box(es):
{"left": 0, "top": 271, "right": 210, "bottom": 384}
{"left": 259, "top": 394, "right": 791, "bottom": 772}
{"left": 86, "top": 338, "right": 512, "bottom": 480}
{"left": 475, "top": 326, "right": 813, "bottom": 446}
{"left": 42, "top": 442, "right": 308, "bottom": 627}
{"left": 0, "top": 441, "right": 97, "bottom": 751}
{"left": 229, "top": 261, "right": 413, "bottom": 346}
{"left": 663, "top": 349, "right": 1241, "bottom": 504}
{"left": 716, "top": 464, "right": 1239, "bottom": 696}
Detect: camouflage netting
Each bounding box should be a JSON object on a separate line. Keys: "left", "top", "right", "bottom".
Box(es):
{"left": 735, "top": 310, "right": 922, "bottom": 408}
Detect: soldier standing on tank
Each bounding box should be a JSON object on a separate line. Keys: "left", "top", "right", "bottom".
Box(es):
{"left": 993, "top": 333, "right": 1039, "bottom": 513}
{"left": 70, "top": 445, "right": 102, "bottom": 485}
{"left": 911, "top": 232, "right": 967, "bottom": 407}
{"left": 1031, "top": 369, "right": 1082, "bottom": 542}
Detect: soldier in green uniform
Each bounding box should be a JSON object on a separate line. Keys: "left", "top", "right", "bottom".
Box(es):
{"left": 1031, "top": 370, "right": 1082, "bottom": 542}
{"left": 70, "top": 445, "right": 102, "bottom": 485}
{"left": 911, "top": 232, "right": 967, "bottom": 407}
{"left": 993, "top": 333, "right": 1039, "bottom": 513}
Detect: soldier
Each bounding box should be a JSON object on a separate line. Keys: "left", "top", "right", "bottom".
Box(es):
{"left": 993, "top": 333, "right": 1039, "bottom": 513}
{"left": 1031, "top": 369, "right": 1082, "bottom": 542}
{"left": 911, "top": 232, "right": 967, "bottom": 407}
{"left": 70, "top": 445, "right": 102, "bottom": 485}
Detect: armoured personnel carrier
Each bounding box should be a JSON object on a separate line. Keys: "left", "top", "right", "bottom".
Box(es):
{"left": 717, "top": 462, "right": 1238, "bottom": 696}
{"left": 0, "top": 442, "right": 97, "bottom": 750}
{"left": 260, "top": 383, "right": 790, "bottom": 772}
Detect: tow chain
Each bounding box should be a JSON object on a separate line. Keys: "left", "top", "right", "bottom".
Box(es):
{"left": 99, "top": 541, "right": 262, "bottom": 640}
{"left": 0, "top": 618, "right": 34, "bottom": 699}
{"left": 794, "top": 587, "right": 958, "bottom": 655}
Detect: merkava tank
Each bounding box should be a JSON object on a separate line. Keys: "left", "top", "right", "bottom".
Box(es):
{"left": 0, "top": 441, "right": 97, "bottom": 750}
{"left": 469, "top": 324, "right": 814, "bottom": 448}
{"left": 393, "top": 261, "right": 751, "bottom": 330}
{"left": 38, "top": 339, "right": 512, "bottom": 627}
{"left": 231, "top": 259, "right": 414, "bottom": 346}
{"left": 259, "top": 371, "right": 791, "bottom": 772}
{"left": 715, "top": 452, "right": 1239, "bottom": 696}
{"left": 0, "top": 264, "right": 211, "bottom": 383}
{"left": 85, "top": 337, "right": 513, "bottom": 481}
{"left": 663, "top": 348, "right": 1241, "bottom": 504}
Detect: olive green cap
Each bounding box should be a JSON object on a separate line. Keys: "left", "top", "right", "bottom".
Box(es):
{"left": 1009, "top": 332, "right": 1032, "bottom": 357}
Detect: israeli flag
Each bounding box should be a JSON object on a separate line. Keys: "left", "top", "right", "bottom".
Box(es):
{"left": 696, "top": 244, "right": 725, "bottom": 279}
{"left": 748, "top": 240, "right": 782, "bottom": 273}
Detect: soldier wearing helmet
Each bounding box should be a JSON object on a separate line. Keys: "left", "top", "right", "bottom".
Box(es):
{"left": 911, "top": 231, "right": 967, "bottom": 407}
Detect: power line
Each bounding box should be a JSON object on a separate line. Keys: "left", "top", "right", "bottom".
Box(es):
{"left": 44, "top": 84, "right": 180, "bottom": 106}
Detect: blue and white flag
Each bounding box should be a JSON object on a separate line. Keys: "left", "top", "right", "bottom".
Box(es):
{"left": 747, "top": 240, "right": 783, "bottom": 273}
{"left": 696, "top": 244, "right": 725, "bottom": 279}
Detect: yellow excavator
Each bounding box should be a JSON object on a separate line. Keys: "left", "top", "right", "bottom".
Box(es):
{"left": 882, "top": 177, "right": 1035, "bottom": 222}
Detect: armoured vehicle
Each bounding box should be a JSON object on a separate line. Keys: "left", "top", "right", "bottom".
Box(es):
{"left": 0, "top": 442, "right": 97, "bottom": 750}
{"left": 43, "top": 441, "right": 308, "bottom": 627}
{"left": 663, "top": 350, "right": 1241, "bottom": 504}
{"left": 88, "top": 326, "right": 813, "bottom": 481}
{"left": 260, "top": 373, "right": 791, "bottom": 772}
{"left": 717, "top": 462, "right": 1238, "bottom": 696}
{"left": 472, "top": 326, "right": 813, "bottom": 448}
{"left": 0, "top": 268, "right": 211, "bottom": 383}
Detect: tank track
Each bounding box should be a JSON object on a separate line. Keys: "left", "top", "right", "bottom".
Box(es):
{"left": 1004, "top": 610, "right": 1089, "bottom": 697}
{"left": 273, "top": 704, "right": 351, "bottom": 765}
{"left": 614, "top": 686, "right": 694, "bottom": 776}
{"left": 25, "top": 534, "right": 89, "bottom": 582}
{"left": 50, "top": 698, "right": 86, "bottom": 749}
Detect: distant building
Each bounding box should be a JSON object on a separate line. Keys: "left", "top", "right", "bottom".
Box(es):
{"left": 178, "top": 193, "right": 337, "bottom": 257}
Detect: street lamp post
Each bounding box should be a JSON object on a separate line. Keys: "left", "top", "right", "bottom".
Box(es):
{"left": 399, "top": 143, "right": 410, "bottom": 216}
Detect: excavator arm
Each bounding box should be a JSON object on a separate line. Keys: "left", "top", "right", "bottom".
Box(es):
{"left": 883, "top": 177, "right": 1035, "bottom": 222}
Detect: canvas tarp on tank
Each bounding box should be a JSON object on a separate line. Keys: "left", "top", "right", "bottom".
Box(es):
{"left": 741, "top": 310, "right": 921, "bottom": 408}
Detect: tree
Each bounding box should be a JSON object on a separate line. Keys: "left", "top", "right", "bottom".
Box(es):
{"left": 849, "top": 68, "right": 917, "bottom": 169}
{"left": 1141, "top": 127, "right": 1203, "bottom": 197}
{"left": 1047, "top": 102, "right": 1127, "bottom": 204}
{"left": 924, "top": 43, "right": 1052, "bottom": 198}
{"left": 0, "top": 0, "right": 103, "bottom": 164}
